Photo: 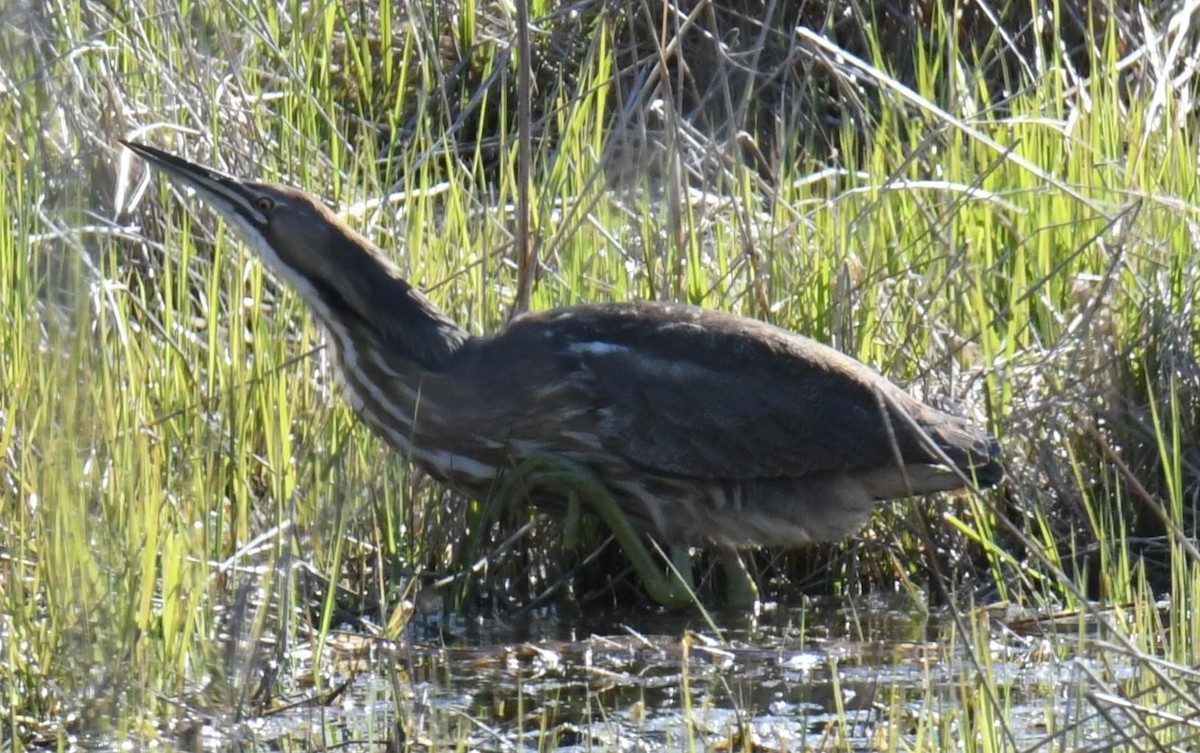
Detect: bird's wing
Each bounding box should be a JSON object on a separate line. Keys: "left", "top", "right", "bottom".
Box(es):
{"left": 573, "top": 342, "right": 902, "bottom": 479}
{"left": 512, "top": 303, "right": 929, "bottom": 481}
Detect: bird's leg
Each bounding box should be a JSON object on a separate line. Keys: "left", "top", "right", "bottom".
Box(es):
{"left": 717, "top": 546, "right": 759, "bottom": 609}
{"left": 497, "top": 454, "right": 695, "bottom": 608}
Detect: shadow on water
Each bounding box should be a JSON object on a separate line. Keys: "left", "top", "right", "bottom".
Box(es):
{"left": 180, "top": 594, "right": 1154, "bottom": 751}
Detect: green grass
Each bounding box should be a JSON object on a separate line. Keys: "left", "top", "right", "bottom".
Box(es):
{"left": 3, "top": 0, "right": 1200, "bottom": 748}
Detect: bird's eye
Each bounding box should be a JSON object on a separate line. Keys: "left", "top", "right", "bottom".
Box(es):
{"left": 254, "top": 196, "right": 275, "bottom": 214}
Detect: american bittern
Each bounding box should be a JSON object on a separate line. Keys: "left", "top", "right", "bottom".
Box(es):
{"left": 120, "top": 140, "right": 1003, "bottom": 607}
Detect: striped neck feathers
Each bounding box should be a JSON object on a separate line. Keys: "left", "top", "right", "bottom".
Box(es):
{"left": 261, "top": 208, "right": 469, "bottom": 371}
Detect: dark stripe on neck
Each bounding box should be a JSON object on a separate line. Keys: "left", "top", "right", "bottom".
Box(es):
{"left": 311, "top": 276, "right": 376, "bottom": 335}
{"left": 309, "top": 274, "right": 467, "bottom": 372}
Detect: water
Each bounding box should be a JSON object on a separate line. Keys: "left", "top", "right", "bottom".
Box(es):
{"left": 180, "top": 595, "right": 1175, "bottom": 752}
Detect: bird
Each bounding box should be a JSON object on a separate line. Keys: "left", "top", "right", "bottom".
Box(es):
{"left": 119, "top": 139, "right": 1003, "bottom": 607}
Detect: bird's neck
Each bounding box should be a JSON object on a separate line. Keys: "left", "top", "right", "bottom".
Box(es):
{"left": 304, "top": 239, "right": 469, "bottom": 372}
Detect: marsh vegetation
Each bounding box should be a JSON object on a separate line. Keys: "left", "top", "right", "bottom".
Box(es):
{"left": 2, "top": 0, "right": 1198, "bottom": 749}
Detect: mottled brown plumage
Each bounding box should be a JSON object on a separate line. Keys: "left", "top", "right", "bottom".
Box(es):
{"left": 121, "top": 140, "right": 1002, "bottom": 554}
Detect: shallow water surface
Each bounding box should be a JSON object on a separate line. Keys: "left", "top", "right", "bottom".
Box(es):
{"left": 184, "top": 595, "right": 1167, "bottom": 752}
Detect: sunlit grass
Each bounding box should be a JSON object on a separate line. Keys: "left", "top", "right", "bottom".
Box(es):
{"left": 2, "top": 0, "right": 1199, "bottom": 748}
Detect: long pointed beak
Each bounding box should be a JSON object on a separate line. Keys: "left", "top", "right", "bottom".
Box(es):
{"left": 120, "top": 140, "right": 269, "bottom": 228}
